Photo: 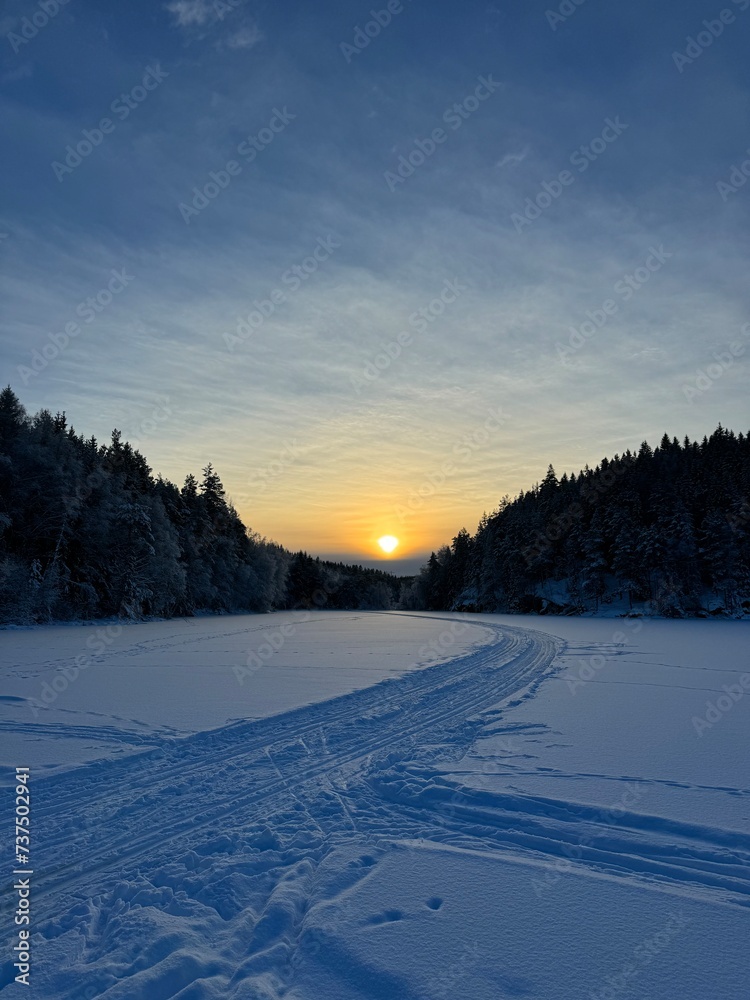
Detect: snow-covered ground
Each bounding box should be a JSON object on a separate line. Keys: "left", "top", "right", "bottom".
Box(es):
{"left": 0, "top": 612, "right": 496, "bottom": 779}
{"left": 1, "top": 611, "right": 748, "bottom": 998}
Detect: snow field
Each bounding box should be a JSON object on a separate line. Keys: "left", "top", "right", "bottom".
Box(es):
{"left": 0, "top": 612, "right": 747, "bottom": 997}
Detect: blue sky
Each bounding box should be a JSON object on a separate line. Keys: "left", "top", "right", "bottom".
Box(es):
{"left": 1, "top": 0, "right": 749, "bottom": 570}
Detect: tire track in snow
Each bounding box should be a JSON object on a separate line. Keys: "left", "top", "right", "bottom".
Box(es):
{"left": 360, "top": 770, "right": 750, "bottom": 906}
{"left": 27, "top": 622, "right": 559, "bottom": 916}
{"left": 26, "top": 617, "right": 501, "bottom": 820}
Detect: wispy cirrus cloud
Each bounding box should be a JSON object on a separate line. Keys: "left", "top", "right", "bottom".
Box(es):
{"left": 226, "top": 24, "right": 262, "bottom": 50}
{"left": 1, "top": 0, "right": 748, "bottom": 565}
{"left": 496, "top": 147, "right": 529, "bottom": 168}
{"left": 166, "top": 0, "right": 261, "bottom": 53}
{"left": 166, "top": 0, "right": 213, "bottom": 28}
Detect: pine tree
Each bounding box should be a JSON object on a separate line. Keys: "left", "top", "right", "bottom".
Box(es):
{"left": 581, "top": 512, "right": 608, "bottom": 610}
{"left": 701, "top": 510, "right": 739, "bottom": 609}
{"left": 0, "top": 386, "right": 26, "bottom": 445}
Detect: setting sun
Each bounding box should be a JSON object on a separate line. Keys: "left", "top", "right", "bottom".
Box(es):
{"left": 377, "top": 535, "right": 399, "bottom": 554}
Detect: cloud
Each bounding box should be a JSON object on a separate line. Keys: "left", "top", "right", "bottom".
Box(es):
{"left": 226, "top": 23, "right": 262, "bottom": 50}
{"left": 166, "top": 0, "right": 261, "bottom": 51}
{"left": 166, "top": 0, "right": 213, "bottom": 27}
{"left": 631, "top": 347, "right": 668, "bottom": 363}
{"left": 496, "top": 147, "right": 529, "bottom": 168}
{"left": 3, "top": 1, "right": 750, "bottom": 558}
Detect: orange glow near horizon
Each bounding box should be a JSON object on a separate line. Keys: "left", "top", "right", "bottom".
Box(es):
{"left": 233, "top": 496, "right": 449, "bottom": 565}
{"left": 134, "top": 401, "right": 532, "bottom": 567}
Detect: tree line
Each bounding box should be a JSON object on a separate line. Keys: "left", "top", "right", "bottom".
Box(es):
{"left": 0, "top": 388, "right": 402, "bottom": 623}
{"left": 3, "top": 387, "right": 747, "bottom": 623}
{"left": 402, "top": 427, "right": 750, "bottom": 617}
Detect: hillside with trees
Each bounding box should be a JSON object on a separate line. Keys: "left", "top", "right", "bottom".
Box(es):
{"left": 3, "top": 387, "right": 747, "bottom": 623}
{"left": 0, "top": 388, "right": 401, "bottom": 623}
{"left": 402, "top": 428, "right": 750, "bottom": 617}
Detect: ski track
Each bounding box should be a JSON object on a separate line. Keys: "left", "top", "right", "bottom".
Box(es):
{"left": 19, "top": 623, "right": 546, "bottom": 907}
{"left": 3, "top": 616, "right": 748, "bottom": 997}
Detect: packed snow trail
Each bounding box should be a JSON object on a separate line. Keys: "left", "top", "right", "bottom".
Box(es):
{"left": 2, "top": 614, "right": 748, "bottom": 999}
{"left": 22, "top": 621, "right": 555, "bottom": 916}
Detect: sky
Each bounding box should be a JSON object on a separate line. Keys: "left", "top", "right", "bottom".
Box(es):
{"left": 1, "top": 0, "right": 749, "bottom": 573}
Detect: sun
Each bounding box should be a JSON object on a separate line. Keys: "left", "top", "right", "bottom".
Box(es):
{"left": 377, "top": 535, "right": 399, "bottom": 554}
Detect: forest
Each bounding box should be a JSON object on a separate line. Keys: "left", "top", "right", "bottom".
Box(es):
{"left": 0, "top": 387, "right": 401, "bottom": 623}
{"left": 2, "top": 386, "right": 748, "bottom": 622}
{"left": 404, "top": 426, "right": 750, "bottom": 617}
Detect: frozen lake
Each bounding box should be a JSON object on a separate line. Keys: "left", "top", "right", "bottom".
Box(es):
{"left": 1, "top": 611, "right": 748, "bottom": 998}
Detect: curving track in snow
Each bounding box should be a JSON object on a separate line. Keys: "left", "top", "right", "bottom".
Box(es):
{"left": 3, "top": 614, "right": 748, "bottom": 998}
{"left": 26, "top": 619, "right": 557, "bottom": 916}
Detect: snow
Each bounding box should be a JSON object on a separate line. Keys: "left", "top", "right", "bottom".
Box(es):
{"left": 1, "top": 611, "right": 748, "bottom": 998}
{"left": 0, "top": 611, "right": 496, "bottom": 778}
